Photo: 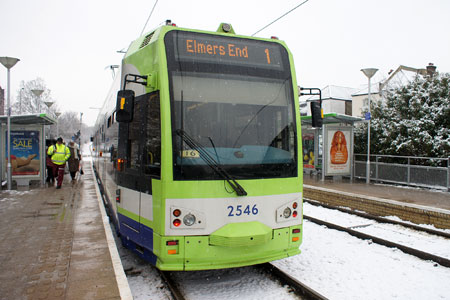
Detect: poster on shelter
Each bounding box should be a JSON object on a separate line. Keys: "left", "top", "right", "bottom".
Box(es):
{"left": 326, "top": 128, "right": 350, "bottom": 175}
{"left": 302, "top": 132, "right": 315, "bottom": 169}
{"left": 4, "top": 130, "right": 40, "bottom": 176}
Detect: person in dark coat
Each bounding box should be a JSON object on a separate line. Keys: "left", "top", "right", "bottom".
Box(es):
{"left": 67, "top": 141, "right": 81, "bottom": 181}
{"left": 46, "top": 139, "right": 56, "bottom": 184}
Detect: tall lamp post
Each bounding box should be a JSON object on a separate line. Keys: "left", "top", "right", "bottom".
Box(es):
{"left": 361, "top": 68, "right": 378, "bottom": 184}
{"left": 44, "top": 101, "right": 54, "bottom": 139}
{"left": 0, "top": 56, "right": 20, "bottom": 190}
{"left": 79, "top": 112, "right": 83, "bottom": 148}
{"left": 19, "top": 87, "right": 24, "bottom": 115}
{"left": 55, "top": 112, "right": 61, "bottom": 137}
{"left": 31, "top": 89, "right": 44, "bottom": 113}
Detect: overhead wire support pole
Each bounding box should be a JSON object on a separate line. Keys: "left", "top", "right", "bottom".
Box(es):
{"left": 251, "top": 0, "right": 309, "bottom": 36}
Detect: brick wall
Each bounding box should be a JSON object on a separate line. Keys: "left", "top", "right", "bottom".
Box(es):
{"left": 304, "top": 186, "right": 450, "bottom": 229}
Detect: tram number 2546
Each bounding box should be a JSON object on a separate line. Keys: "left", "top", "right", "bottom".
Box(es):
{"left": 227, "top": 204, "right": 259, "bottom": 217}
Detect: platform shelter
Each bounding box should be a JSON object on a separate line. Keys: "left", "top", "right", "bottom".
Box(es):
{"left": 0, "top": 114, "right": 56, "bottom": 188}
{"left": 301, "top": 113, "right": 364, "bottom": 181}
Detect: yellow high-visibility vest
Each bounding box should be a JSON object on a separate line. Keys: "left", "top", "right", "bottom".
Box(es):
{"left": 48, "top": 144, "right": 71, "bottom": 165}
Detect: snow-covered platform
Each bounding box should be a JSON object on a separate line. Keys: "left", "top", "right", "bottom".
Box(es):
{"left": 0, "top": 161, "right": 132, "bottom": 300}
{"left": 304, "top": 176, "right": 450, "bottom": 229}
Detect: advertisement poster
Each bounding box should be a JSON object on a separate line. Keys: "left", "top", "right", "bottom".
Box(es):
{"left": 5, "top": 130, "right": 40, "bottom": 176}
{"left": 326, "top": 128, "right": 351, "bottom": 175}
{"left": 302, "top": 132, "right": 315, "bottom": 169}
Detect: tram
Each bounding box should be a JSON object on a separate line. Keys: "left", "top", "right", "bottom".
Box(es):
{"left": 92, "top": 22, "right": 304, "bottom": 270}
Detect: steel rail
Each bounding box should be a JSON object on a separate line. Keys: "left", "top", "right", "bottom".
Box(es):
{"left": 259, "top": 263, "right": 329, "bottom": 300}
{"left": 304, "top": 198, "right": 450, "bottom": 239}
{"left": 159, "top": 271, "right": 186, "bottom": 300}
{"left": 304, "top": 215, "right": 450, "bottom": 268}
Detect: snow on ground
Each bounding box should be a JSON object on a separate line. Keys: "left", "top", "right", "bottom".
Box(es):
{"left": 304, "top": 202, "right": 450, "bottom": 259}
{"left": 274, "top": 220, "right": 450, "bottom": 300}
{"left": 170, "top": 267, "right": 297, "bottom": 300}
{"left": 117, "top": 202, "right": 450, "bottom": 300}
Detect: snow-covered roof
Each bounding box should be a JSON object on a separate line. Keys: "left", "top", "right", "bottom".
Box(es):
{"left": 307, "top": 85, "right": 358, "bottom": 102}
{"left": 351, "top": 82, "right": 381, "bottom": 96}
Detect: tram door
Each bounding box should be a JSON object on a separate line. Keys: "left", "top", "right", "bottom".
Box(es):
{"left": 117, "top": 92, "right": 161, "bottom": 246}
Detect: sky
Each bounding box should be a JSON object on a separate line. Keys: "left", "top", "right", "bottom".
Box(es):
{"left": 1, "top": 0, "right": 450, "bottom": 126}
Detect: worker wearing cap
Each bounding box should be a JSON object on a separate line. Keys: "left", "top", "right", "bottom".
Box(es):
{"left": 47, "top": 137, "right": 71, "bottom": 189}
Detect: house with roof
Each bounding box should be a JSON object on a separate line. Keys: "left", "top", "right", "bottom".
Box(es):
{"left": 351, "top": 64, "right": 436, "bottom": 118}
{"left": 300, "top": 85, "right": 357, "bottom": 117}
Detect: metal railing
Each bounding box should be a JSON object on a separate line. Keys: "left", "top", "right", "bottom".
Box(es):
{"left": 354, "top": 154, "right": 450, "bottom": 191}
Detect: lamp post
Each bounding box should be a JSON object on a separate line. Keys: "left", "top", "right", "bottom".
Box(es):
{"left": 44, "top": 101, "right": 54, "bottom": 139}
{"left": 0, "top": 56, "right": 20, "bottom": 190}
{"left": 31, "top": 89, "right": 44, "bottom": 113}
{"left": 55, "top": 112, "right": 61, "bottom": 137}
{"left": 19, "top": 87, "right": 24, "bottom": 114}
{"left": 79, "top": 112, "right": 83, "bottom": 148}
{"left": 361, "top": 68, "right": 378, "bottom": 184}
{"left": 44, "top": 101, "right": 54, "bottom": 111}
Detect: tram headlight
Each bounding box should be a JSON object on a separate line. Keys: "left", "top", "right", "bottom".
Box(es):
{"left": 283, "top": 207, "right": 292, "bottom": 218}
{"left": 183, "top": 213, "right": 196, "bottom": 226}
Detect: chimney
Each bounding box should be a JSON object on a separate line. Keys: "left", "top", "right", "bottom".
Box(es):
{"left": 426, "top": 63, "right": 437, "bottom": 76}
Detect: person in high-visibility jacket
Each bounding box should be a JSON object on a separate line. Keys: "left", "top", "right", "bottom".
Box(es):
{"left": 47, "top": 137, "right": 71, "bottom": 189}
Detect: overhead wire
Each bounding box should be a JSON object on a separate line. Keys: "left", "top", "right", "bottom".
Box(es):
{"left": 251, "top": 0, "right": 309, "bottom": 37}
{"left": 140, "top": 0, "right": 159, "bottom": 37}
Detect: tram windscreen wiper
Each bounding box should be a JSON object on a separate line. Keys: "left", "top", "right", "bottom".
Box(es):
{"left": 175, "top": 129, "right": 247, "bottom": 196}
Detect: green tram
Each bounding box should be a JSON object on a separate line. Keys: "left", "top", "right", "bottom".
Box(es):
{"left": 92, "top": 22, "right": 303, "bottom": 271}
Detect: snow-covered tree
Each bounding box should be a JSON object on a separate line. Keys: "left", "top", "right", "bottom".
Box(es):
{"left": 12, "top": 78, "right": 57, "bottom": 115}
{"left": 355, "top": 72, "right": 450, "bottom": 158}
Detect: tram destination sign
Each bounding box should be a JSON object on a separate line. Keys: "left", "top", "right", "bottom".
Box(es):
{"left": 171, "top": 32, "right": 285, "bottom": 70}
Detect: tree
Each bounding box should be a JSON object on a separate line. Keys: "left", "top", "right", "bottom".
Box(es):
{"left": 12, "top": 78, "right": 58, "bottom": 115}
{"left": 355, "top": 72, "right": 450, "bottom": 158}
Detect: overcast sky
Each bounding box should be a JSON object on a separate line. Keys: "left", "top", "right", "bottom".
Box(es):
{"left": 1, "top": 0, "right": 449, "bottom": 126}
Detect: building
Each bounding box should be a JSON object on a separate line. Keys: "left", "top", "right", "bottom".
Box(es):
{"left": 300, "top": 85, "right": 357, "bottom": 117}
{"left": 351, "top": 83, "right": 381, "bottom": 118}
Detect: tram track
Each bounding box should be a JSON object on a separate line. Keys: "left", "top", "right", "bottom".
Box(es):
{"left": 259, "top": 263, "right": 328, "bottom": 300}
{"left": 304, "top": 198, "right": 450, "bottom": 239}
{"left": 158, "top": 263, "right": 328, "bottom": 300}
{"left": 304, "top": 214, "right": 450, "bottom": 268}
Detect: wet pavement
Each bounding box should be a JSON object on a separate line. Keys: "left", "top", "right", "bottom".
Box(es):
{"left": 0, "top": 161, "right": 129, "bottom": 300}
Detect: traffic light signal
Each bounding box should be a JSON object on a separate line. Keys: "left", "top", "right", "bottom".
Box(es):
{"left": 311, "top": 101, "right": 323, "bottom": 128}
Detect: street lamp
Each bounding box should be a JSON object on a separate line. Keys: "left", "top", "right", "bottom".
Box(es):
{"left": 44, "top": 101, "right": 54, "bottom": 110}
{"left": 31, "top": 89, "right": 44, "bottom": 113}
{"left": 361, "top": 68, "right": 378, "bottom": 184}
{"left": 55, "top": 112, "right": 61, "bottom": 137}
{"left": 0, "top": 56, "right": 20, "bottom": 190}
{"left": 43, "top": 101, "right": 54, "bottom": 139}
{"left": 19, "top": 87, "right": 24, "bottom": 114}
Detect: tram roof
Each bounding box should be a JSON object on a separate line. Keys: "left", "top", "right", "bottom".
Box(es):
{"left": 301, "top": 113, "right": 364, "bottom": 126}
{"left": 0, "top": 114, "right": 56, "bottom": 125}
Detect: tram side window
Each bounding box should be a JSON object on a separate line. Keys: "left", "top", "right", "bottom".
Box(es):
{"left": 128, "top": 98, "right": 145, "bottom": 170}
{"left": 143, "top": 92, "right": 161, "bottom": 177}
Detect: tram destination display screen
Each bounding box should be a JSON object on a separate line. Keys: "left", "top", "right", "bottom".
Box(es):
{"left": 169, "top": 31, "right": 285, "bottom": 71}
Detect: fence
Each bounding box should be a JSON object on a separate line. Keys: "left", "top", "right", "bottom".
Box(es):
{"left": 354, "top": 154, "right": 450, "bottom": 191}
